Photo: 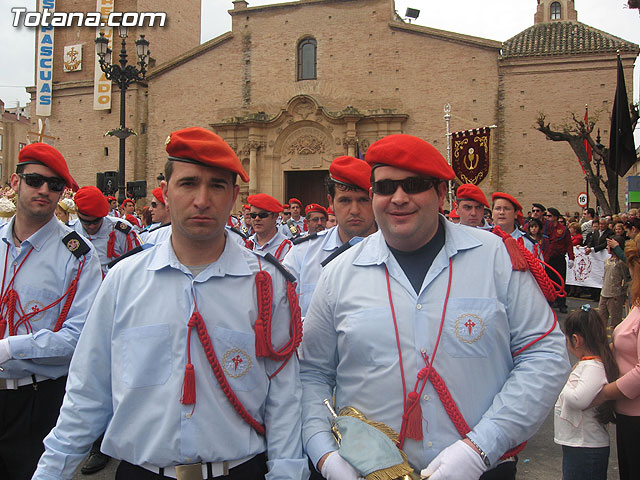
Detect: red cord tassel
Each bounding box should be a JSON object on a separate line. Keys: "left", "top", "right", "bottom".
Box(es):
{"left": 502, "top": 236, "right": 528, "bottom": 271}
{"left": 181, "top": 363, "right": 196, "bottom": 405}
{"left": 404, "top": 391, "right": 423, "bottom": 440}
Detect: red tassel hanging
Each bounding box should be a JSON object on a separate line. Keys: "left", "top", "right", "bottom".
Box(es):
{"left": 254, "top": 271, "right": 272, "bottom": 358}
{"left": 502, "top": 236, "right": 528, "bottom": 271}
{"left": 404, "top": 391, "right": 423, "bottom": 440}
{"left": 181, "top": 363, "right": 196, "bottom": 405}
{"left": 107, "top": 231, "right": 116, "bottom": 259}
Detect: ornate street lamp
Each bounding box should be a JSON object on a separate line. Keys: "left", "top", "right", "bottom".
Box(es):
{"left": 95, "top": 30, "right": 150, "bottom": 203}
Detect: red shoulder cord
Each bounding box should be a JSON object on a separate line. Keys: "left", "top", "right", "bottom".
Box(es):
{"left": 107, "top": 231, "right": 117, "bottom": 259}
{"left": 274, "top": 239, "right": 292, "bottom": 261}
{"left": 390, "top": 231, "right": 562, "bottom": 460}
{"left": 180, "top": 258, "right": 302, "bottom": 435}
{"left": 0, "top": 246, "right": 86, "bottom": 339}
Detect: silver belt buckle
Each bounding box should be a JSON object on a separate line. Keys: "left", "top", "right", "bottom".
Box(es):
{"left": 175, "top": 464, "right": 204, "bottom": 480}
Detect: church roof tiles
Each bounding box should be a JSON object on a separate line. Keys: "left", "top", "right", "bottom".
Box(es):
{"left": 502, "top": 21, "right": 638, "bottom": 58}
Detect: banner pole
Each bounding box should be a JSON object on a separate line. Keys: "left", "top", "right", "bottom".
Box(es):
{"left": 444, "top": 103, "right": 452, "bottom": 208}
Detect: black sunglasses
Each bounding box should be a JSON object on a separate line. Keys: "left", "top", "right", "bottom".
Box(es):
{"left": 372, "top": 177, "right": 438, "bottom": 196}
{"left": 249, "top": 212, "right": 271, "bottom": 219}
{"left": 150, "top": 201, "right": 158, "bottom": 208}
{"left": 18, "top": 173, "right": 65, "bottom": 192}
{"left": 78, "top": 216, "right": 103, "bottom": 225}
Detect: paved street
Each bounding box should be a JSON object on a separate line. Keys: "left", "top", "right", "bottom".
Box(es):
{"left": 73, "top": 296, "right": 620, "bottom": 480}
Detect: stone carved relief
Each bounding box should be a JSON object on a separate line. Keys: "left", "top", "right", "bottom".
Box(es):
{"left": 292, "top": 100, "right": 314, "bottom": 120}
{"left": 281, "top": 127, "right": 332, "bottom": 170}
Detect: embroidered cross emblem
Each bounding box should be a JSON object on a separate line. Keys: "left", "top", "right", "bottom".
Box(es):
{"left": 232, "top": 355, "right": 243, "bottom": 371}
{"left": 464, "top": 319, "right": 476, "bottom": 335}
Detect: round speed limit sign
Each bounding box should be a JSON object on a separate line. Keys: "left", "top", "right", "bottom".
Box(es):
{"left": 577, "top": 192, "right": 588, "bottom": 207}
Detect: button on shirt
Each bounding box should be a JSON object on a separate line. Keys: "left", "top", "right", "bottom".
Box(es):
{"left": 0, "top": 216, "right": 102, "bottom": 380}
{"left": 34, "top": 233, "right": 308, "bottom": 480}
{"left": 300, "top": 221, "right": 570, "bottom": 469}
{"left": 249, "top": 230, "right": 292, "bottom": 261}
{"left": 73, "top": 216, "right": 140, "bottom": 275}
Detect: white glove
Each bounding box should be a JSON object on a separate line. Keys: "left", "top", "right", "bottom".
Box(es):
{"left": 421, "top": 439, "right": 488, "bottom": 480}
{"left": 568, "top": 260, "right": 574, "bottom": 269}
{"left": 0, "top": 338, "right": 11, "bottom": 365}
{"left": 320, "top": 451, "right": 363, "bottom": 480}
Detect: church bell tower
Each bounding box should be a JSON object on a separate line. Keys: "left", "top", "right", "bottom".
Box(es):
{"left": 534, "top": 0, "right": 578, "bottom": 23}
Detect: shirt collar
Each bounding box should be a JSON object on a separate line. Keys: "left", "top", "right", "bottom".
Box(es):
{"left": 2, "top": 215, "right": 61, "bottom": 252}
{"left": 353, "top": 215, "right": 482, "bottom": 266}
{"left": 147, "top": 232, "right": 253, "bottom": 280}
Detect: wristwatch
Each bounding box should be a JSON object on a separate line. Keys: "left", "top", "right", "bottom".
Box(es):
{"left": 466, "top": 436, "right": 491, "bottom": 467}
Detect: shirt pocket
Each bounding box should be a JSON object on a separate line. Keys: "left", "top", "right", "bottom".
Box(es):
{"left": 343, "top": 307, "right": 397, "bottom": 366}
{"left": 441, "top": 298, "right": 500, "bottom": 358}
{"left": 121, "top": 324, "right": 172, "bottom": 388}
{"left": 213, "top": 327, "right": 260, "bottom": 392}
{"left": 20, "top": 285, "right": 60, "bottom": 331}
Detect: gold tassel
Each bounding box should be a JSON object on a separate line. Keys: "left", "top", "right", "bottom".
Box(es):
{"left": 337, "top": 407, "right": 416, "bottom": 480}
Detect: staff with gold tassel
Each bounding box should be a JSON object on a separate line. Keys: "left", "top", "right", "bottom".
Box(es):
{"left": 322, "top": 400, "right": 420, "bottom": 480}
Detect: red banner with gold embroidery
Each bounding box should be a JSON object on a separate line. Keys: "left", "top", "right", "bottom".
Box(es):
{"left": 451, "top": 127, "right": 491, "bottom": 185}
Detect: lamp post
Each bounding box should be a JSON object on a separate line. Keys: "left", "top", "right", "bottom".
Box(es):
{"left": 95, "top": 27, "right": 150, "bottom": 203}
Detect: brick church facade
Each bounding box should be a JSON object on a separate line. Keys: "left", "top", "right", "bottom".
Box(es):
{"left": 23, "top": 0, "right": 638, "bottom": 212}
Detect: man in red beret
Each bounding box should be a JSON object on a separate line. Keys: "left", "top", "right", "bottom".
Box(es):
{"left": 35, "top": 128, "right": 307, "bottom": 480}
{"left": 239, "top": 203, "right": 254, "bottom": 237}
{"left": 106, "top": 196, "right": 120, "bottom": 217}
{"left": 283, "top": 155, "right": 377, "bottom": 318}
{"left": 491, "top": 192, "right": 539, "bottom": 258}
{"left": 326, "top": 207, "right": 337, "bottom": 228}
{"left": 448, "top": 206, "right": 461, "bottom": 224}
{"left": 281, "top": 203, "right": 291, "bottom": 224}
{"left": 299, "top": 134, "right": 569, "bottom": 480}
{"left": 72, "top": 186, "right": 142, "bottom": 276}
{"left": 0, "top": 143, "right": 103, "bottom": 479}
{"left": 456, "top": 183, "right": 490, "bottom": 228}
{"left": 304, "top": 204, "right": 328, "bottom": 235}
{"left": 141, "top": 187, "right": 172, "bottom": 246}
{"left": 246, "top": 193, "right": 292, "bottom": 261}
{"left": 281, "top": 197, "right": 305, "bottom": 238}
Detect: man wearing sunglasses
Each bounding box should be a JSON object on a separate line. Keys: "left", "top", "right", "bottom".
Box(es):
{"left": 72, "top": 186, "right": 142, "bottom": 276}
{"left": 0, "top": 143, "right": 103, "bottom": 479}
{"left": 141, "top": 187, "right": 172, "bottom": 246}
{"left": 245, "top": 194, "right": 292, "bottom": 261}
{"left": 300, "top": 134, "right": 569, "bottom": 480}
{"left": 34, "top": 128, "right": 307, "bottom": 480}
{"left": 456, "top": 183, "right": 490, "bottom": 229}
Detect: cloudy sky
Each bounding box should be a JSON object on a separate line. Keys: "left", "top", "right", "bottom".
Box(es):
{"left": 2, "top": 0, "right": 639, "bottom": 113}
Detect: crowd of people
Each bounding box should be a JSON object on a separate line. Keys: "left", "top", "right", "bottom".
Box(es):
{"left": 0, "top": 129, "right": 638, "bottom": 480}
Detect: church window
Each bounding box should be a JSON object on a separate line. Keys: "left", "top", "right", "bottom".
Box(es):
{"left": 550, "top": 2, "right": 561, "bottom": 20}
{"left": 297, "top": 38, "right": 317, "bottom": 80}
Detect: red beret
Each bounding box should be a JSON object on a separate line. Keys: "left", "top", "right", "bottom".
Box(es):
{"left": 327, "top": 206, "right": 335, "bottom": 215}
{"left": 365, "top": 134, "right": 454, "bottom": 180}
{"left": 248, "top": 193, "right": 283, "bottom": 213}
{"left": 288, "top": 198, "right": 302, "bottom": 207}
{"left": 152, "top": 187, "right": 165, "bottom": 205}
{"left": 18, "top": 143, "right": 78, "bottom": 191}
{"left": 74, "top": 186, "right": 109, "bottom": 218}
{"left": 106, "top": 196, "right": 116, "bottom": 202}
{"left": 492, "top": 192, "right": 522, "bottom": 212}
{"left": 449, "top": 208, "right": 460, "bottom": 219}
{"left": 329, "top": 156, "right": 371, "bottom": 192}
{"left": 242, "top": 204, "right": 251, "bottom": 211}
{"left": 305, "top": 204, "right": 328, "bottom": 216}
{"left": 283, "top": 204, "right": 290, "bottom": 209}
{"left": 125, "top": 214, "right": 140, "bottom": 227}
{"left": 165, "top": 127, "right": 249, "bottom": 183}
{"left": 121, "top": 198, "right": 134, "bottom": 208}
{"left": 456, "top": 184, "right": 489, "bottom": 208}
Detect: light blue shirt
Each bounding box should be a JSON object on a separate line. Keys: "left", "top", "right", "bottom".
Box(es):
{"left": 72, "top": 216, "right": 139, "bottom": 275}
{"left": 140, "top": 223, "right": 171, "bottom": 246}
{"left": 249, "top": 230, "right": 292, "bottom": 261}
{"left": 283, "top": 227, "right": 341, "bottom": 316}
{"left": 0, "top": 215, "right": 102, "bottom": 380}
{"left": 300, "top": 221, "right": 570, "bottom": 469}
{"left": 511, "top": 227, "right": 542, "bottom": 260}
{"left": 34, "top": 233, "right": 308, "bottom": 480}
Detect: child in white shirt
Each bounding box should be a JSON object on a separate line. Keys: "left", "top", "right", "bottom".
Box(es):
{"left": 554, "top": 304, "right": 619, "bottom": 480}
